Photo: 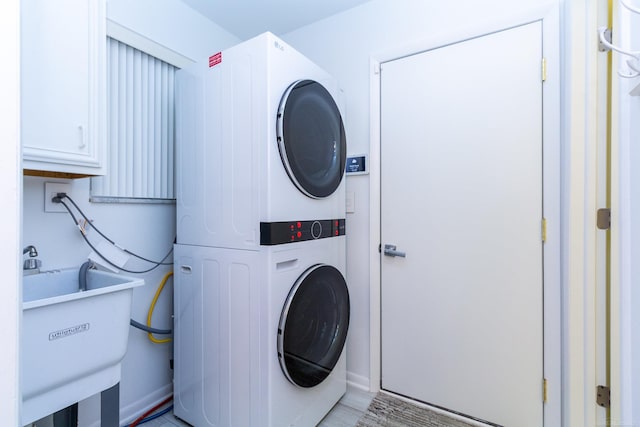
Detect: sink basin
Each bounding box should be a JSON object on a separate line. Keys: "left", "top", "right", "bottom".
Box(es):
{"left": 21, "top": 268, "right": 144, "bottom": 425}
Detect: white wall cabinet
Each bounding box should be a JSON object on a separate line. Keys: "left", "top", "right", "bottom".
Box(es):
{"left": 21, "top": 0, "right": 106, "bottom": 176}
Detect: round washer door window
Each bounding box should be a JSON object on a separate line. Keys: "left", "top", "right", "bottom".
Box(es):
{"left": 278, "top": 264, "right": 350, "bottom": 388}
{"left": 277, "top": 80, "right": 346, "bottom": 199}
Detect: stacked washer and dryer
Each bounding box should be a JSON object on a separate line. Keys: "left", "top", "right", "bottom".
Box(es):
{"left": 173, "top": 32, "right": 350, "bottom": 426}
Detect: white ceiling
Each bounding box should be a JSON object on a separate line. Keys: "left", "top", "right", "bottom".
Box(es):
{"left": 178, "top": 0, "right": 373, "bottom": 40}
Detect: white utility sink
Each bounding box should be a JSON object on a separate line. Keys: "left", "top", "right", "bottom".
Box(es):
{"left": 21, "top": 268, "right": 144, "bottom": 425}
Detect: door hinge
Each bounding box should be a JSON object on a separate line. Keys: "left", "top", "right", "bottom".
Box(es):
{"left": 543, "top": 378, "right": 548, "bottom": 403}
{"left": 596, "top": 385, "right": 611, "bottom": 408}
{"left": 542, "top": 57, "right": 547, "bottom": 82}
{"left": 597, "top": 208, "right": 611, "bottom": 230}
{"left": 541, "top": 218, "right": 547, "bottom": 243}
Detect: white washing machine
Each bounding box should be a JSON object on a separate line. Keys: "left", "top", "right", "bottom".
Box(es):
{"left": 176, "top": 32, "right": 347, "bottom": 250}
{"left": 173, "top": 237, "right": 349, "bottom": 426}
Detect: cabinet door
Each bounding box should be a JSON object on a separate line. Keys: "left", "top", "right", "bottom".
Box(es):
{"left": 22, "top": 0, "right": 105, "bottom": 175}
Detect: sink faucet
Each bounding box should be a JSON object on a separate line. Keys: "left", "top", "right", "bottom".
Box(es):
{"left": 23, "top": 245, "right": 38, "bottom": 257}
{"left": 23, "top": 245, "right": 41, "bottom": 275}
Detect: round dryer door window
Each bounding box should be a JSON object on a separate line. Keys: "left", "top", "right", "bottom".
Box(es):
{"left": 278, "top": 264, "right": 350, "bottom": 388}
{"left": 277, "top": 80, "right": 347, "bottom": 199}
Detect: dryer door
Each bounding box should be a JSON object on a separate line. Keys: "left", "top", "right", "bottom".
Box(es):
{"left": 277, "top": 80, "right": 346, "bottom": 199}
{"left": 278, "top": 264, "right": 350, "bottom": 388}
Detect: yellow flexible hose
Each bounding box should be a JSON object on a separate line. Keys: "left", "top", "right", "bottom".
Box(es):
{"left": 147, "top": 271, "right": 173, "bottom": 344}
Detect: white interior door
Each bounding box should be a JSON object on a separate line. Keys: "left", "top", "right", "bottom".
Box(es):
{"left": 380, "top": 22, "right": 544, "bottom": 426}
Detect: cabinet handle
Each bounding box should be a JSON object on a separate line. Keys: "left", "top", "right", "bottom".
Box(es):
{"left": 78, "top": 125, "right": 86, "bottom": 149}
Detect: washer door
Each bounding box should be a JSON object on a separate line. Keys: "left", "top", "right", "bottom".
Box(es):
{"left": 277, "top": 80, "right": 347, "bottom": 199}
{"left": 278, "top": 264, "right": 350, "bottom": 388}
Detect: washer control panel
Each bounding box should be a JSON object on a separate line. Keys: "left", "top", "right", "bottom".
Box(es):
{"left": 260, "top": 219, "right": 345, "bottom": 245}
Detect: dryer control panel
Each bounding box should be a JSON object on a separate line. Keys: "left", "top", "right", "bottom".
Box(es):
{"left": 260, "top": 219, "right": 345, "bottom": 245}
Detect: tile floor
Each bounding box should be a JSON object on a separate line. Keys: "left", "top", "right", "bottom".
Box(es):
{"left": 142, "top": 387, "right": 375, "bottom": 427}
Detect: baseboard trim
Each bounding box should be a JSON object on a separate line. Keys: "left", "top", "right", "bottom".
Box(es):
{"left": 347, "top": 371, "right": 370, "bottom": 392}
{"left": 120, "top": 383, "right": 173, "bottom": 425}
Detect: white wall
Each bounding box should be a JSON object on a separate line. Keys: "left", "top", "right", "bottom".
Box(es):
{"left": 628, "top": 82, "right": 640, "bottom": 426}
{"left": 618, "top": 4, "right": 640, "bottom": 425}
{"left": 106, "top": 0, "right": 238, "bottom": 64}
{"left": 21, "top": 1, "right": 239, "bottom": 425}
{"left": 0, "top": 0, "right": 22, "bottom": 424}
{"left": 282, "top": 0, "right": 562, "bottom": 392}
{"left": 630, "top": 93, "right": 640, "bottom": 427}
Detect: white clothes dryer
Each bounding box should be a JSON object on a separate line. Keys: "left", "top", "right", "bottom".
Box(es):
{"left": 176, "top": 32, "right": 347, "bottom": 250}
{"left": 173, "top": 237, "right": 349, "bottom": 427}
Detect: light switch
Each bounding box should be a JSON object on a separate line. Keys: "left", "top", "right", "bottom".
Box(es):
{"left": 346, "top": 191, "right": 355, "bottom": 214}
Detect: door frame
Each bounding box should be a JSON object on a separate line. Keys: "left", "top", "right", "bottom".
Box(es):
{"left": 0, "top": 0, "right": 22, "bottom": 424}
{"left": 368, "top": 3, "right": 562, "bottom": 425}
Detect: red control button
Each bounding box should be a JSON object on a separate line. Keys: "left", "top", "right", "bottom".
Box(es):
{"left": 297, "top": 231, "right": 302, "bottom": 238}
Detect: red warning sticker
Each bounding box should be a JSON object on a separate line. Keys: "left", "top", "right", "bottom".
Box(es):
{"left": 209, "top": 52, "right": 222, "bottom": 68}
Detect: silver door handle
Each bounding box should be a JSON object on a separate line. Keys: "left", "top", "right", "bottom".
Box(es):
{"left": 384, "top": 244, "right": 406, "bottom": 258}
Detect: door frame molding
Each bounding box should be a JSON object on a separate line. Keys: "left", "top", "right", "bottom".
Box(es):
{"left": 368, "top": 3, "right": 561, "bottom": 424}
{"left": 0, "top": 0, "right": 22, "bottom": 423}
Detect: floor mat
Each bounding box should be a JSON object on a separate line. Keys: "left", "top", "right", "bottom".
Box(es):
{"left": 356, "top": 393, "right": 478, "bottom": 427}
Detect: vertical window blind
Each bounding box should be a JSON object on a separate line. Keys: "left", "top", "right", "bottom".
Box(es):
{"left": 91, "top": 37, "right": 177, "bottom": 202}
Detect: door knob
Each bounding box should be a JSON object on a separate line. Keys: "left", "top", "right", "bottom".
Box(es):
{"left": 384, "top": 244, "right": 406, "bottom": 258}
